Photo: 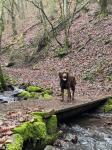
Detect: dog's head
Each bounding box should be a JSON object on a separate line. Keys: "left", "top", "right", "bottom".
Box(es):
{"left": 59, "top": 72, "right": 69, "bottom": 82}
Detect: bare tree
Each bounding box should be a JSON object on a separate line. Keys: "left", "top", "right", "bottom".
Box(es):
{"left": 0, "top": 0, "right": 4, "bottom": 53}
{"left": 26, "top": 0, "right": 63, "bottom": 48}
{"left": 0, "top": 64, "right": 6, "bottom": 91}
{"left": 4, "top": 0, "right": 18, "bottom": 36}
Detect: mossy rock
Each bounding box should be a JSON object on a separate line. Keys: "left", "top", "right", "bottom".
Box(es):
{"left": 18, "top": 91, "right": 31, "bottom": 99}
{"left": 30, "top": 92, "right": 39, "bottom": 99}
{"left": 45, "top": 134, "right": 58, "bottom": 145}
{"left": 104, "top": 97, "right": 112, "bottom": 112}
{"left": 6, "top": 134, "right": 23, "bottom": 150}
{"left": 18, "top": 91, "right": 40, "bottom": 99}
{"left": 33, "top": 115, "right": 43, "bottom": 122}
{"left": 44, "top": 145, "right": 54, "bottom": 150}
{"left": 33, "top": 112, "right": 48, "bottom": 118}
{"left": 33, "top": 121, "right": 47, "bottom": 139}
{"left": 6, "top": 112, "right": 59, "bottom": 150}
{"left": 13, "top": 122, "right": 33, "bottom": 141}
{"left": 33, "top": 111, "right": 55, "bottom": 119}
{"left": 13, "top": 121, "right": 47, "bottom": 141}
{"left": 107, "top": 98, "right": 112, "bottom": 105}
{"left": 46, "top": 115, "right": 57, "bottom": 135}
{"left": 26, "top": 86, "right": 43, "bottom": 92}
{"left": 104, "top": 104, "right": 112, "bottom": 112}
{"left": 43, "top": 89, "right": 53, "bottom": 95}
{"left": 43, "top": 94, "right": 53, "bottom": 100}
{"left": 45, "top": 131, "right": 62, "bottom": 145}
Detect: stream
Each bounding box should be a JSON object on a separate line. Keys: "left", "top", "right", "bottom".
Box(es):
{"left": 46, "top": 112, "right": 112, "bottom": 150}
{"left": 0, "top": 87, "right": 23, "bottom": 103}
{"left": 0, "top": 88, "right": 112, "bottom": 150}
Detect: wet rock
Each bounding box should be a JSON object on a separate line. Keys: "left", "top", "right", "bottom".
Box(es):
{"left": 106, "top": 121, "right": 112, "bottom": 126}
{"left": 7, "top": 85, "right": 14, "bottom": 91}
{"left": 12, "top": 88, "right": 24, "bottom": 97}
{"left": 65, "top": 133, "right": 78, "bottom": 144}
{"left": 19, "top": 83, "right": 30, "bottom": 90}
{"left": 71, "top": 135, "right": 78, "bottom": 144}
{"left": 60, "top": 124, "right": 68, "bottom": 132}
{"left": 44, "top": 145, "right": 54, "bottom": 150}
{"left": 0, "top": 100, "right": 8, "bottom": 103}
{"left": 53, "top": 139, "right": 62, "bottom": 147}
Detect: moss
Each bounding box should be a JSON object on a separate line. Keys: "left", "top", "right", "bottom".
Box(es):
{"left": 107, "top": 98, "right": 112, "bottom": 105}
{"left": 43, "top": 89, "right": 53, "bottom": 95}
{"left": 43, "top": 94, "right": 53, "bottom": 100}
{"left": 104, "top": 104, "right": 112, "bottom": 112}
{"left": 13, "top": 119, "right": 47, "bottom": 140}
{"left": 13, "top": 122, "right": 33, "bottom": 141}
{"left": 26, "top": 86, "right": 43, "bottom": 92}
{"left": 33, "top": 122, "right": 47, "bottom": 139}
{"left": 6, "top": 112, "right": 59, "bottom": 150}
{"left": 18, "top": 91, "right": 41, "bottom": 99}
{"left": 33, "top": 115, "right": 43, "bottom": 122}
{"left": 33, "top": 111, "right": 55, "bottom": 119}
{"left": 4, "top": 74, "right": 17, "bottom": 85}
{"left": 104, "top": 97, "right": 112, "bottom": 112}
{"left": 45, "top": 134, "right": 58, "bottom": 145}
{"left": 33, "top": 112, "right": 47, "bottom": 118}
{"left": 30, "top": 92, "right": 39, "bottom": 99}
{"left": 46, "top": 115, "right": 57, "bottom": 135}
{"left": 18, "top": 85, "right": 53, "bottom": 100}
{"left": 6, "top": 134, "right": 23, "bottom": 150}
{"left": 55, "top": 48, "right": 68, "bottom": 58}
{"left": 18, "top": 91, "right": 31, "bottom": 98}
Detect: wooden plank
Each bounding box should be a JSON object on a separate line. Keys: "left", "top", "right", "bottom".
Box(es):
{"left": 55, "top": 96, "right": 110, "bottom": 121}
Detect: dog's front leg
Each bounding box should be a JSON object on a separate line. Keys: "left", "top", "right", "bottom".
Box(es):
{"left": 61, "top": 88, "right": 64, "bottom": 102}
{"left": 67, "top": 89, "right": 71, "bottom": 102}
{"left": 72, "top": 89, "right": 75, "bottom": 101}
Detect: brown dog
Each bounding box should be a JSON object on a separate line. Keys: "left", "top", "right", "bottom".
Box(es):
{"left": 59, "top": 72, "right": 76, "bottom": 102}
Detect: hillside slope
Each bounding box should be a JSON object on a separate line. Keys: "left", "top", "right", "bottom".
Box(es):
{"left": 1, "top": 4, "right": 112, "bottom": 99}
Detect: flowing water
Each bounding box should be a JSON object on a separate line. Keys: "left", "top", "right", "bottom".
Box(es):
{"left": 49, "top": 112, "right": 112, "bottom": 150}
{"left": 0, "top": 87, "right": 23, "bottom": 103}
{"left": 1, "top": 87, "right": 112, "bottom": 150}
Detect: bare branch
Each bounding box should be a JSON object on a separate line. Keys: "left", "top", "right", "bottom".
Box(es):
{"left": 26, "top": 0, "right": 63, "bottom": 47}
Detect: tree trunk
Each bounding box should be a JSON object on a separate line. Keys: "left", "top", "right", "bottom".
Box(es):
{"left": 11, "top": 0, "right": 17, "bottom": 36}
{"left": 0, "top": 1, "right": 6, "bottom": 91}
{"left": 0, "top": 0, "right": 4, "bottom": 54}
{"left": 0, "top": 64, "right": 6, "bottom": 91}
{"left": 11, "top": 14, "right": 17, "bottom": 36}
{"left": 63, "top": 0, "right": 70, "bottom": 49}
{"left": 99, "top": 0, "right": 108, "bottom": 15}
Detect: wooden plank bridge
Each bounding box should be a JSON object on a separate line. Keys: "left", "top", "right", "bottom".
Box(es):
{"left": 0, "top": 95, "right": 111, "bottom": 120}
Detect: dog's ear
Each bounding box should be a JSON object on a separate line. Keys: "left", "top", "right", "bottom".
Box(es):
{"left": 59, "top": 72, "right": 62, "bottom": 78}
